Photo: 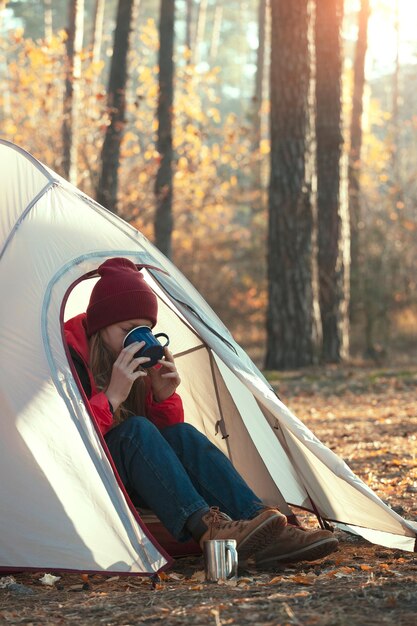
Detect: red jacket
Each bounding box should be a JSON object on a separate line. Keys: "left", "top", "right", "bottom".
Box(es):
{"left": 64, "top": 313, "right": 184, "bottom": 436}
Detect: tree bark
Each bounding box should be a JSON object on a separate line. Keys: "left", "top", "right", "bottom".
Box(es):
{"left": 193, "top": 0, "right": 207, "bottom": 65}
{"left": 154, "top": 0, "right": 175, "bottom": 258}
{"left": 91, "top": 0, "right": 105, "bottom": 64}
{"left": 209, "top": 3, "right": 222, "bottom": 63}
{"left": 62, "top": 0, "right": 84, "bottom": 184}
{"left": 253, "top": 0, "right": 266, "bottom": 152}
{"left": 43, "top": 0, "right": 53, "bottom": 40}
{"left": 390, "top": 0, "right": 403, "bottom": 205}
{"left": 97, "top": 0, "right": 137, "bottom": 213}
{"left": 0, "top": 2, "right": 12, "bottom": 121}
{"left": 315, "top": 0, "right": 349, "bottom": 362}
{"left": 266, "top": 0, "right": 318, "bottom": 370}
{"left": 348, "top": 0, "right": 370, "bottom": 321}
{"left": 185, "top": 0, "right": 193, "bottom": 57}
{"left": 250, "top": 0, "right": 268, "bottom": 208}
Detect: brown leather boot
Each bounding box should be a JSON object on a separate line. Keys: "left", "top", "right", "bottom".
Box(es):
{"left": 255, "top": 525, "right": 338, "bottom": 568}
{"left": 199, "top": 507, "right": 287, "bottom": 561}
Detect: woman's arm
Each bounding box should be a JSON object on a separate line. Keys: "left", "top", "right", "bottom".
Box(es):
{"left": 68, "top": 346, "right": 114, "bottom": 435}
{"left": 146, "top": 348, "right": 184, "bottom": 428}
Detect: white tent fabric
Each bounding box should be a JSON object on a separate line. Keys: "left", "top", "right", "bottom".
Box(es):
{"left": 0, "top": 140, "right": 415, "bottom": 574}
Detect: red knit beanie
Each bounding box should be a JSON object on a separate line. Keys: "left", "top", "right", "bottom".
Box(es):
{"left": 86, "top": 258, "right": 158, "bottom": 335}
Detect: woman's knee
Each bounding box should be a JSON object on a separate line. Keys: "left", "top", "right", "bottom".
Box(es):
{"left": 110, "top": 416, "right": 158, "bottom": 440}
{"left": 161, "top": 422, "right": 203, "bottom": 444}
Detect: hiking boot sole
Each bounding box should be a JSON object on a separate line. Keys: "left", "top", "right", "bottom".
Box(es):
{"left": 238, "top": 514, "right": 288, "bottom": 561}
{"left": 255, "top": 536, "right": 339, "bottom": 567}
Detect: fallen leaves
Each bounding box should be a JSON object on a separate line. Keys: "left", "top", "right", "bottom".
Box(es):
{"left": 360, "top": 564, "right": 373, "bottom": 571}
{"left": 269, "top": 575, "right": 283, "bottom": 584}
{"left": 1, "top": 365, "right": 416, "bottom": 626}
{"left": 189, "top": 570, "right": 205, "bottom": 583}
{"left": 0, "top": 577, "right": 17, "bottom": 589}
{"left": 38, "top": 573, "right": 61, "bottom": 586}
{"left": 163, "top": 562, "right": 396, "bottom": 592}
{"left": 287, "top": 573, "right": 317, "bottom": 586}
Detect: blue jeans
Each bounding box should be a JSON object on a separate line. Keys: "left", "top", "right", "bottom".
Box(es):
{"left": 105, "top": 417, "right": 263, "bottom": 540}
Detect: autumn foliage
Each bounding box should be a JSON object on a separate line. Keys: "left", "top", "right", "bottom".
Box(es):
{"left": 0, "top": 22, "right": 267, "bottom": 349}
{"left": 1, "top": 15, "right": 416, "bottom": 360}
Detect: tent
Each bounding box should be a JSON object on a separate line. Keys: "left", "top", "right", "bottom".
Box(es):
{"left": 0, "top": 139, "right": 416, "bottom": 576}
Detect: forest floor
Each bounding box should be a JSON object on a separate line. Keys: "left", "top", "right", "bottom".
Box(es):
{"left": 1, "top": 363, "right": 417, "bottom": 626}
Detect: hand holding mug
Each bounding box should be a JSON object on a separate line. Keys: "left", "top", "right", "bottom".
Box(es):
{"left": 148, "top": 348, "right": 181, "bottom": 403}
{"left": 105, "top": 341, "right": 150, "bottom": 411}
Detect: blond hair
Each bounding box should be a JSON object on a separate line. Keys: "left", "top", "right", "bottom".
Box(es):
{"left": 89, "top": 332, "right": 147, "bottom": 423}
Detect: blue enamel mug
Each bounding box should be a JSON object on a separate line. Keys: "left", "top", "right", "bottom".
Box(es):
{"left": 123, "top": 326, "right": 170, "bottom": 368}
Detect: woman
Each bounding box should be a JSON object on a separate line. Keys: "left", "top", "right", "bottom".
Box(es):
{"left": 65, "top": 258, "right": 338, "bottom": 567}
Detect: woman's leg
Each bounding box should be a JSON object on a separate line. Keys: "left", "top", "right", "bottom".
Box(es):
{"left": 105, "top": 417, "right": 208, "bottom": 540}
{"left": 160, "top": 423, "right": 263, "bottom": 520}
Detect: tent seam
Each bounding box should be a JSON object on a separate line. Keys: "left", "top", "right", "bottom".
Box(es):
{"left": 0, "top": 180, "right": 56, "bottom": 262}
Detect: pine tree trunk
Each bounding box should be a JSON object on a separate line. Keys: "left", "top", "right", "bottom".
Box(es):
{"left": 315, "top": 0, "right": 349, "bottom": 362}
{"left": 0, "top": 4, "right": 12, "bottom": 121}
{"left": 91, "top": 0, "right": 105, "bottom": 64}
{"left": 185, "top": 0, "right": 193, "bottom": 57}
{"left": 251, "top": 0, "right": 267, "bottom": 201}
{"left": 154, "top": 0, "right": 175, "bottom": 258}
{"left": 193, "top": 0, "right": 207, "bottom": 65}
{"left": 266, "top": 0, "right": 318, "bottom": 370}
{"left": 348, "top": 0, "right": 370, "bottom": 322}
{"left": 62, "top": 0, "right": 84, "bottom": 185}
{"left": 97, "top": 0, "right": 137, "bottom": 213}
{"left": 43, "top": 0, "right": 53, "bottom": 40}
{"left": 253, "top": 0, "right": 266, "bottom": 152}
{"left": 209, "top": 3, "right": 222, "bottom": 63}
{"left": 391, "top": 0, "right": 403, "bottom": 204}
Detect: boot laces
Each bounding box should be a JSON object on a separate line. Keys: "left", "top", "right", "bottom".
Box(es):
{"left": 206, "top": 506, "right": 246, "bottom": 538}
